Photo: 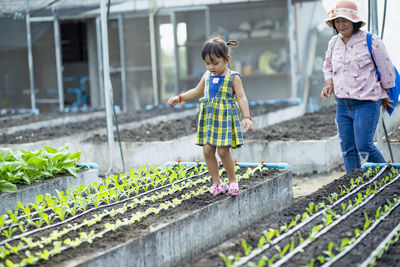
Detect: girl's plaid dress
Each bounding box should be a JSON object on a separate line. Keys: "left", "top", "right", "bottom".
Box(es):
{"left": 196, "top": 71, "right": 244, "bottom": 148}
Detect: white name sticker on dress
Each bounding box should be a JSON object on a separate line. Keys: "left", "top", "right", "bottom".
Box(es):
{"left": 212, "top": 78, "right": 219, "bottom": 83}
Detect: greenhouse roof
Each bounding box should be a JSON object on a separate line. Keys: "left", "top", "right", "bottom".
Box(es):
{"left": 0, "top": 0, "right": 317, "bottom": 18}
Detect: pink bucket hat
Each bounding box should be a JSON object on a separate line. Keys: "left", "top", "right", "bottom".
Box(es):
{"left": 325, "top": 0, "right": 366, "bottom": 28}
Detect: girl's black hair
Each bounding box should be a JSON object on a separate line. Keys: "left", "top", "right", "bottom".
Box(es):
{"left": 332, "top": 19, "right": 363, "bottom": 34}
{"left": 201, "top": 36, "right": 238, "bottom": 62}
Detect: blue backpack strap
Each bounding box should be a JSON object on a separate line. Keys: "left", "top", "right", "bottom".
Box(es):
{"left": 366, "top": 33, "right": 381, "bottom": 81}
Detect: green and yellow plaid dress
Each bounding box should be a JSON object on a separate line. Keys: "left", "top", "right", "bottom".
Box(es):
{"left": 196, "top": 71, "right": 244, "bottom": 148}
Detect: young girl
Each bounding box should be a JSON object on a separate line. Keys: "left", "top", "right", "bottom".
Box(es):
{"left": 168, "top": 36, "right": 253, "bottom": 196}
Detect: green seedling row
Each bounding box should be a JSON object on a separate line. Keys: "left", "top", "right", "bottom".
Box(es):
{"left": 0, "top": 163, "right": 199, "bottom": 231}
{"left": 0, "top": 173, "right": 212, "bottom": 264}
{"left": 0, "top": 164, "right": 205, "bottom": 241}
{"left": 222, "top": 166, "right": 400, "bottom": 267}
{"left": 305, "top": 194, "right": 400, "bottom": 267}
{"left": 223, "top": 166, "right": 383, "bottom": 266}
{"left": 0, "top": 164, "right": 268, "bottom": 266}
{"left": 360, "top": 220, "right": 400, "bottom": 267}
{"left": 269, "top": 168, "right": 399, "bottom": 267}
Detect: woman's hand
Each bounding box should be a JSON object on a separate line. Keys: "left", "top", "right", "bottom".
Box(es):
{"left": 382, "top": 97, "right": 394, "bottom": 111}
{"left": 168, "top": 96, "right": 180, "bottom": 107}
{"left": 320, "top": 84, "right": 334, "bottom": 102}
{"left": 243, "top": 117, "right": 254, "bottom": 131}
{"left": 382, "top": 88, "right": 394, "bottom": 111}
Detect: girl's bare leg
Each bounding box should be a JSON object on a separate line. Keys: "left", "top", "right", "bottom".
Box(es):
{"left": 217, "top": 146, "right": 237, "bottom": 183}
{"left": 203, "top": 145, "right": 222, "bottom": 185}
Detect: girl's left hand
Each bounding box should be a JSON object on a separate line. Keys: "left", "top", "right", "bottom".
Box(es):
{"left": 243, "top": 118, "right": 254, "bottom": 131}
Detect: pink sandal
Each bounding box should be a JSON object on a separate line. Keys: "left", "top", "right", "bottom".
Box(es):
{"left": 228, "top": 182, "right": 240, "bottom": 196}
{"left": 210, "top": 183, "right": 226, "bottom": 196}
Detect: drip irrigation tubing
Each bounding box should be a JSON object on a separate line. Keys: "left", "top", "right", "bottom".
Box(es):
{"left": 0, "top": 166, "right": 209, "bottom": 246}
{"left": 271, "top": 169, "right": 400, "bottom": 267}
{"left": 322, "top": 196, "right": 400, "bottom": 267}
{"left": 0, "top": 165, "right": 195, "bottom": 230}
{"left": 14, "top": 182, "right": 212, "bottom": 267}
{"left": 5, "top": 174, "right": 212, "bottom": 259}
{"left": 232, "top": 165, "right": 388, "bottom": 266}
{"left": 359, "top": 218, "right": 400, "bottom": 266}
{"left": 1, "top": 164, "right": 260, "bottom": 259}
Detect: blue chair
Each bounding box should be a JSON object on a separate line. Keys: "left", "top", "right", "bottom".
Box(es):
{"left": 65, "top": 76, "right": 90, "bottom": 107}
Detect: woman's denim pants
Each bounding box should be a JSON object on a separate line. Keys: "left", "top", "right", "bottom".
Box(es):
{"left": 336, "top": 98, "right": 386, "bottom": 173}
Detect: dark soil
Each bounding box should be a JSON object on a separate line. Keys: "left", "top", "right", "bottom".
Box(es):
{"left": 0, "top": 102, "right": 295, "bottom": 144}
{"left": 0, "top": 107, "right": 189, "bottom": 144}
{"left": 0, "top": 166, "right": 283, "bottom": 266}
{"left": 0, "top": 110, "right": 101, "bottom": 128}
{"left": 186, "top": 166, "right": 400, "bottom": 267}
{"left": 3, "top": 162, "right": 399, "bottom": 266}
{"left": 244, "top": 104, "right": 337, "bottom": 141}
{"left": 85, "top": 104, "right": 338, "bottom": 143}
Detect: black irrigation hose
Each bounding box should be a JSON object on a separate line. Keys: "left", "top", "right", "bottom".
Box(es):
{"left": 0, "top": 166, "right": 209, "bottom": 246}
{"left": 382, "top": 119, "right": 394, "bottom": 162}
{"left": 113, "top": 103, "right": 125, "bottom": 172}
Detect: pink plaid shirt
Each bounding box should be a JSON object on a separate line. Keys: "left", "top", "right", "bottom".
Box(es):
{"left": 323, "top": 30, "right": 395, "bottom": 101}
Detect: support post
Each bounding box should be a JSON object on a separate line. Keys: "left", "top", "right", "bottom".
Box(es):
{"left": 287, "top": 0, "right": 297, "bottom": 99}
{"left": 149, "top": 0, "right": 159, "bottom": 105}
{"left": 25, "top": 0, "right": 36, "bottom": 110}
{"left": 53, "top": 16, "right": 64, "bottom": 112}
{"left": 205, "top": 6, "right": 210, "bottom": 38}
{"left": 171, "top": 11, "right": 180, "bottom": 95}
{"left": 96, "top": 17, "right": 105, "bottom": 107}
{"left": 118, "top": 14, "right": 127, "bottom": 113}
{"left": 100, "top": 0, "right": 115, "bottom": 172}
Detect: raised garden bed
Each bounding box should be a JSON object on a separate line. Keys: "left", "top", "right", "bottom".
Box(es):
{"left": 64, "top": 105, "right": 338, "bottom": 174}
{"left": 0, "top": 164, "right": 292, "bottom": 266}
{"left": 0, "top": 102, "right": 295, "bottom": 145}
{"left": 187, "top": 164, "right": 400, "bottom": 266}
{"left": 1, "top": 102, "right": 304, "bottom": 174}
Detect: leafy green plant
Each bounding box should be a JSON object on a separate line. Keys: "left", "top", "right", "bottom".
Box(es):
{"left": 275, "top": 243, "right": 290, "bottom": 258}
{"left": 0, "top": 146, "right": 81, "bottom": 192}
{"left": 322, "top": 242, "right": 335, "bottom": 260}
{"left": 219, "top": 253, "right": 234, "bottom": 266}
{"left": 242, "top": 240, "right": 253, "bottom": 256}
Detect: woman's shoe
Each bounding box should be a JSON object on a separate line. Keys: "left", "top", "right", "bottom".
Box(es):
{"left": 210, "top": 183, "right": 226, "bottom": 196}
{"left": 228, "top": 182, "right": 240, "bottom": 196}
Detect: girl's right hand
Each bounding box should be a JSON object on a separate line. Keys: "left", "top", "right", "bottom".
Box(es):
{"left": 168, "top": 96, "right": 179, "bottom": 107}
{"left": 320, "top": 84, "right": 334, "bottom": 102}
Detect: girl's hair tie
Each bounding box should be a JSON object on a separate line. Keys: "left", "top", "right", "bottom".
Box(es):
{"left": 226, "top": 40, "right": 239, "bottom": 47}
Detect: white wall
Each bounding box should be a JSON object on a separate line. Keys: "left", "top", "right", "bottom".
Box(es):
{"left": 378, "top": 1, "right": 400, "bottom": 67}
{"left": 294, "top": 1, "right": 327, "bottom": 70}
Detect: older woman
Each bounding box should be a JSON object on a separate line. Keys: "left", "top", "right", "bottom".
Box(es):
{"left": 321, "top": 0, "right": 396, "bottom": 173}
